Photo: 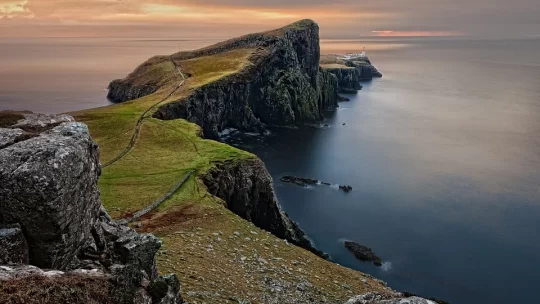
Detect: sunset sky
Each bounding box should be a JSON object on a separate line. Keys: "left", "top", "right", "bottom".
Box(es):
{"left": 1, "top": 0, "right": 539, "bottom": 38}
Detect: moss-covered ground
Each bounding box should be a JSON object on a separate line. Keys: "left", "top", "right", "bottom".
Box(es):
{"left": 71, "top": 32, "right": 390, "bottom": 303}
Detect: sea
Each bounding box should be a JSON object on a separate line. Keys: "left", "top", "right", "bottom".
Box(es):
{"left": 1, "top": 36, "right": 540, "bottom": 304}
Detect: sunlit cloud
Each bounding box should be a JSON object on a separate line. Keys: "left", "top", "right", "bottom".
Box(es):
{"left": 0, "top": 0, "right": 34, "bottom": 19}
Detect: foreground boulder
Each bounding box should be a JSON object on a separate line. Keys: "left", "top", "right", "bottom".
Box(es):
{"left": 0, "top": 113, "right": 182, "bottom": 303}
{"left": 0, "top": 117, "right": 101, "bottom": 270}
{"left": 344, "top": 241, "right": 383, "bottom": 266}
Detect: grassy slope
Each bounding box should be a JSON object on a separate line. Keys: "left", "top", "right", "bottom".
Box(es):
{"left": 72, "top": 29, "right": 389, "bottom": 303}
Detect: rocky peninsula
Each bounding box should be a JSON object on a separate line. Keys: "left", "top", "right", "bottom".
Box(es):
{"left": 0, "top": 20, "right": 438, "bottom": 303}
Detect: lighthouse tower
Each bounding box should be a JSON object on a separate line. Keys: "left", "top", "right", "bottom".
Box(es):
{"left": 360, "top": 47, "right": 366, "bottom": 58}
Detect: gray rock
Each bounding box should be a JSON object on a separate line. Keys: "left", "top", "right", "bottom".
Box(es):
{"left": 0, "top": 224, "right": 29, "bottom": 265}
{"left": 149, "top": 274, "right": 183, "bottom": 304}
{"left": 116, "top": 233, "right": 161, "bottom": 280}
{"left": 10, "top": 113, "right": 74, "bottom": 132}
{"left": 0, "top": 128, "right": 26, "bottom": 149}
{"left": 0, "top": 120, "right": 101, "bottom": 270}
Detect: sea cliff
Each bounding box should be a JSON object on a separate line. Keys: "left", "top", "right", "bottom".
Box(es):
{"left": 108, "top": 20, "right": 339, "bottom": 139}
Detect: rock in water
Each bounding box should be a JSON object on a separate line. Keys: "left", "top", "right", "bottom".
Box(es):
{"left": 344, "top": 241, "right": 382, "bottom": 266}
{"left": 0, "top": 119, "right": 101, "bottom": 270}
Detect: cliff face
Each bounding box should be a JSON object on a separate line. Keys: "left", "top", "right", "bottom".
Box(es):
{"left": 108, "top": 20, "right": 339, "bottom": 139}
{"left": 345, "top": 58, "right": 383, "bottom": 80}
{"left": 323, "top": 67, "right": 363, "bottom": 93}
{"left": 202, "top": 158, "right": 328, "bottom": 258}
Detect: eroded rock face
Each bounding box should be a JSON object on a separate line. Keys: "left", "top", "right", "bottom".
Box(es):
{"left": 0, "top": 121, "right": 101, "bottom": 270}
{"left": 323, "top": 67, "right": 363, "bottom": 93}
{"left": 202, "top": 158, "right": 328, "bottom": 259}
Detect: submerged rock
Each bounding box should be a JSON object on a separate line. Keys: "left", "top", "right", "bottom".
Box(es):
{"left": 344, "top": 241, "right": 382, "bottom": 266}
{"left": 280, "top": 175, "right": 319, "bottom": 186}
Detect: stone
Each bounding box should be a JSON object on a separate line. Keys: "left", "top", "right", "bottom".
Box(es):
{"left": 0, "top": 224, "right": 29, "bottom": 265}
{"left": 0, "top": 120, "right": 101, "bottom": 270}
{"left": 339, "top": 185, "right": 353, "bottom": 192}
{"left": 10, "top": 113, "right": 74, "bottom": 132}
{"left": 0, "top": 128, "right": 26, "bottom": 149}
{"left": 149, "top": 274, "right": 183, "bottom": 304}
{"left": 116, "top": 233, "right": 161, "bottom": 280}
{"left": 344, "top": 241, "right": 382, "bottom": 266}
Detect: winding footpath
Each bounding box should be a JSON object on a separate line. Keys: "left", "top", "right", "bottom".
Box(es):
{"left": 118, "top": 169, "right": 195, "bottom": 225}
{"left": 102, "top": 59, "right": 186, "bottom": 168}
{"left": 99, "top": 58, "right": 194, "bottom": 222}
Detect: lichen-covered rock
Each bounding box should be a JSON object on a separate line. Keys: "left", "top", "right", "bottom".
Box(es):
{"left": 0, "top": 224, "right": 29, "bottom": 265}
{"left": 0, "top": 128, "right": 25, "bottom": 149}
{"left": 10, "top": 112, "right": 75, "bottom": 132}
{"left": 0, "top": 120, "right": 101, "bottom": 270}
{"left": 202, "top": 157, "right": 328, "bottom": 258}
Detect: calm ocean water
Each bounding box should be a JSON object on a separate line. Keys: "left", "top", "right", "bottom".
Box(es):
{"left": 1, "top": 37, "right": 540, "bottom": 303}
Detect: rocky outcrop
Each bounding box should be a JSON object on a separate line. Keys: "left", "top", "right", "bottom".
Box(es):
{"left": 0, "top": 119, "right": 101, "bottom": 270}
{"left": 344, "top": 58, "right": 383, "bottom": 80}
{"left": 344, "top": 241, "right": 383, "bottom": 266}
{"left": 0, "top": 113, "right": 182, "bottom": 304}
{"left": 318, "top": 68, "right": 341, "bottom": 109}
{"left": 323, "top": 67, "right": 363, "bottom": 93}
{"left": 202, "top": 158, "right": 328, "bottom": 259}
{"left": 345, "top": 292, "right": 438, "bottom": 304}
{"left": 108, "top": 80, "right": 157, "bottom": 103}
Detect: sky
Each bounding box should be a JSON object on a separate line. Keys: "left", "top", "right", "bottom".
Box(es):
{"left": 0, "top": 0, "right": 539, "bottom": 38}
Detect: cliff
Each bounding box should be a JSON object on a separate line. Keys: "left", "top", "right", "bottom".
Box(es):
{"left": 108, "top": 19, "right": 339, "bottom": 139}
{"left": 320, "top": 55, "right": 382, "bottom": 93}
{"left": 321, "top": 65, "right": 363, "bottom": 93}
{"left": 202, "top": 159, "right": 327, "bottom": 258}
